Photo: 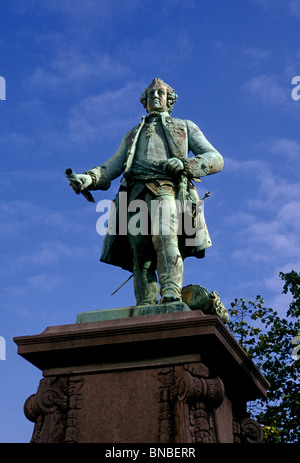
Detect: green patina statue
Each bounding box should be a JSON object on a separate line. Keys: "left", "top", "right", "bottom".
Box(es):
{"left": 69, "top": 78, "right": 224, "bottom": 310}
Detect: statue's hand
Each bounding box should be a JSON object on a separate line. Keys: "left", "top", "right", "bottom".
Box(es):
{"left": 76, "top": 173, "right": 93, "bottom": 191}
{"left": 164, "top": 158, "right": 184, "bottom": 175}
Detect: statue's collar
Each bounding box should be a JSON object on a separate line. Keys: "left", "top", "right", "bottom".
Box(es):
{"left": 144, "top": 111, "right": 170, "bottom": 123}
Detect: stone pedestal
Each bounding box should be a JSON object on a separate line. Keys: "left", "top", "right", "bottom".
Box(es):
{"left": 14, "top": 307, "right": 268, "bottom": 443}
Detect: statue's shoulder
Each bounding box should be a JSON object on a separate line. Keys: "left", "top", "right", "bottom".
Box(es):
{"left": 185, "top": 119, "right": 203, "bottom": 134}
{"left": 164, "top": 116, "right": 187, "bottom": 128}
{"left": 164, "top": 117, "right": 202, "bottom": 137}
{"left": 166, "top": 117, "right": 200, "bottom": 129}
{"left": 124, "top": 117, "right": 146, "bottom": 146}
{"left": 165, "top": 116, "right": 184, "bottom": 123}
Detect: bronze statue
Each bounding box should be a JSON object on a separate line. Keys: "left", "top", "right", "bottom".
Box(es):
{"left": 67, "top": 78, "right": 224, "bottom": 306}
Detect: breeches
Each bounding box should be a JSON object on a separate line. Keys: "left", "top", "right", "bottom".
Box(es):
{"left": 127, "top": 188, "right": 183, "bottom": 304}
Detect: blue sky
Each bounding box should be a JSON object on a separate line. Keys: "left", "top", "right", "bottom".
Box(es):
{"left": 1, "top": 0, "right": 300, "bottom": 443}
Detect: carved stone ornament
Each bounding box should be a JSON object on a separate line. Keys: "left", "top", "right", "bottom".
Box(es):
{"left": 23, "top": 366, "right": 263, "bottom": 443}
{"left": 157, "top": 362, "right": 264, "bottom": 443}
{"left": 24, "top": 375, "right": 83, "bottom": 443}
{"left": 158, "top": 362, "right": 225, "bottom": 443}
{"left": 233, "top": 417, "right": 264, "bottom": 443}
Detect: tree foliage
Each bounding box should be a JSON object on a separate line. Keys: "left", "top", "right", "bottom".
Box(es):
{"left": 227, "top": 271, "right": 300, "bottom": 443}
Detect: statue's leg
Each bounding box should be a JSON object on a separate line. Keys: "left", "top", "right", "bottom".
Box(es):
{"left": 127, "top": 216, "right": 159, "bottom": 306}
{"left": 155, "top": 241, "right": 183, "bottom": 303}
{"left": 132, "top": 253, "right": 159, "bottom": 305}
{"left": 148, "top": 191, "right": 183, "bottom": 303}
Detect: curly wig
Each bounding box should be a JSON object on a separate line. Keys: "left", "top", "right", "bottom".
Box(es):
{"left": 140, "top": 78, "right": 178, "bottom": 114}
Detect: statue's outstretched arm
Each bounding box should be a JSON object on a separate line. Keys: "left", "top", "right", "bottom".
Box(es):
{"left": 83, "top": 133, "right": 129, "bottom": 191}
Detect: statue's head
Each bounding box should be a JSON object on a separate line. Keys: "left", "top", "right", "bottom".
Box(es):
{"left": 140, "top": 78, "right": 178, "bottom": 114}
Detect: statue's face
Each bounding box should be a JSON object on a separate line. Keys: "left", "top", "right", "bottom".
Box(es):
{"left": 146, "top": 83, "right": 168, "bottom": 113}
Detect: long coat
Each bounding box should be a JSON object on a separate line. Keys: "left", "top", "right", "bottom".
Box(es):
{"left": 88, "top": 112, "right": 224, "bottom": 272}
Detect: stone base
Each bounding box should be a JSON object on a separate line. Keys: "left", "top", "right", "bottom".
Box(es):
{"left": 14, "top": 308, "right": 269, "bottom": 443}
{"left": 76, "top": 301, "right": 191, "bottom": 323}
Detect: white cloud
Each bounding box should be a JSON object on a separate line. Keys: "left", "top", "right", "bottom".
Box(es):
{"left": 224, "top": 150, "right": 300, "bottom": 282}
{"left": 215, "top": 42, "right": 270, "bottom": 68}
{"left": 10, "top": 0, "right": 141, "bottom": 22}
{"left": 26, "top": 242, "right": 75, "bottom": 265}
{"left": 254, "top": 0, "right": 300, "bottom": 17}
{"left": 0, "top": 199, "right": 88, "bottom": 236}
{"left": 29, "top": 51, "right": 132, "bottom": 96}
{"left": 4, "top": 273, "right": 66, "bottom": 297}
{"left": 243, "top": 47, "right": 270, "bottom": 65}
{"left": 289, "top": 0, "right": 300, "bottom": 17}
{"left": 281, "top": 201, "right": 300, "bottom": 230}
{"left": 224, "top": 156, "right": 266, "bottom": 174}
{"left": 26, "top": 273, "right": 65, "bottom": 292}
{"left": 263, "top": 137, "right": 300, "bottom": 160}
{"left": 5, "top": 241, "right": 90, "bottom": 274}
{"left": 226, "top": 136, "right": 300, "bottom": 207}
{"left": 242, "top": 74, "right": 289, "bottom": 106}
{"left": 67, "top": 80, "right": 144, "bottom": 143}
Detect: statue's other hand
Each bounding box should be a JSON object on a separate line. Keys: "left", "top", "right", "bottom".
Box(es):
{"left": 164, "top": 158, "right": 184, "bottom": 175}
{"left": 77, "top": 174, "right": 93, "bottom": 191}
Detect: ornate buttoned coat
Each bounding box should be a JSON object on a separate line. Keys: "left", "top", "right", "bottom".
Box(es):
{"left": 87, "top": 113, "right": 224, "bottom": 272}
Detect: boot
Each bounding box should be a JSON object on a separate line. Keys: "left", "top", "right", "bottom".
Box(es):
{"left": 155, "top": 244, "right": 183, "bottom": 303}
{"left": 133, "top": 258, "right": 159, "bottom": 305}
